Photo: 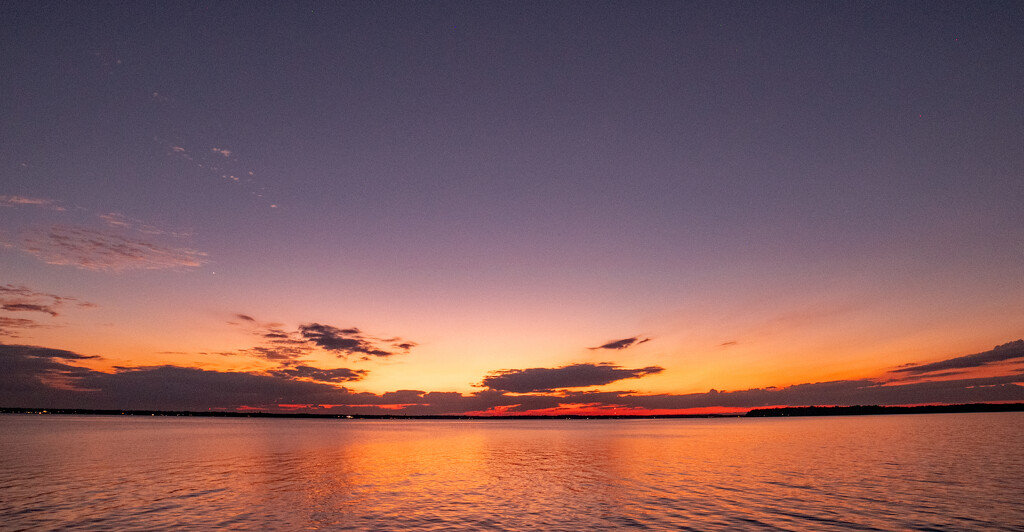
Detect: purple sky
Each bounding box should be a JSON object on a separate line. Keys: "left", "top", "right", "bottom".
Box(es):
{"left": 2, "top": 1, "right": 1022, "bottom": 413}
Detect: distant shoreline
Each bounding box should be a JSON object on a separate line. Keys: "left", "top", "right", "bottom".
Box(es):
{"left": 0, "top": 407, "right": 739, "bottom": 420}
{"left": 744, "top": 403, "right": 1024, "bottom": 417}
{"left": 2, "top": 403, "right": 1022, "bottom": 419}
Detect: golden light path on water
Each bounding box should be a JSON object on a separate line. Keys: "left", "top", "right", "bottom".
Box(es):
{"left": 2, "top": 414, "right": 1021, "bottom": 530}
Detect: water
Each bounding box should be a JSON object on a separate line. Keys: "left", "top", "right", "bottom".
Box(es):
{"left": 1, "top": 413, "right": 1021, "bottom": 530}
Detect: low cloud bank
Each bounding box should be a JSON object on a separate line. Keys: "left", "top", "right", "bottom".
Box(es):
{"left": 892, "top": 340, "right": 1024, "bottom": 375}
{"left": 481, "top": 363, "right": 663, "bottom": 393}
{"left": 3, "top": 343, "right": 1022, "bottom": 414}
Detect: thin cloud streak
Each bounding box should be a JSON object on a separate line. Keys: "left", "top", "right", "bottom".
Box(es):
{"left": 0, "top": 284, "right": 95, "bottom": 317}
{"left": 0, "top": 317, "right": 47, "bottom": 338}
{"left": 892, "top": 340, "right": 1024, "bottom": 375}
{"left": 18, "top": 226, "right": 207, "bottom": 272}
{"left": 0, "top": 195, "right": 65, "bottom": 211}
{"left": 98, "top": 213, "right": 192, "bottom": 238}
{"left": 0, "top": 285, "right": 96, "bottom": 338}
{"left": 588, "top": 337, "right": 651, "bottom": 351}
{"left": 2, "top": 303, "right": 58, "bottom": 316}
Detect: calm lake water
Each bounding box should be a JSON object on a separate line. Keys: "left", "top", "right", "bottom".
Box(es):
{"left": 1, "top": 413, "right": 1021, "bottom": 531}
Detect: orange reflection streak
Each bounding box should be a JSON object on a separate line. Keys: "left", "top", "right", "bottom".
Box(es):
{"left": 462, "top": 404, "right": 752, "bottom": 417}
{"left": 276, "top": 403, "right": 423, "bottom": 411}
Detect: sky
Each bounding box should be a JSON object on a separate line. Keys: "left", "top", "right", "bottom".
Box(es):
{"left": 2, "top": 1, "right": 1023, "bottom": 415}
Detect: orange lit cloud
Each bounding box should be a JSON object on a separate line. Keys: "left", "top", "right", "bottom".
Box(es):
{"left": 0, "top": 195, "right": 65, "bottom": 211}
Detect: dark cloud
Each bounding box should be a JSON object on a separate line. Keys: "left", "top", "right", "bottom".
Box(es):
{"left": 299, "top": 323, "right": 403, "bottom": 358}
{"left": 0, "top": 344, "right": 364, "bottom": 410}
{"left": 224, "top": 319, "right": 311, "bottom": 361}
{"left": 68, "top": 366, "right": 357, "bottom": 411}
{"left": 0, "top": 344, "right": 103, "bottom": 405}
{"left": 0, "top": 284, "right": 95, "bottom": 318}
{"left": 591, "top": 374, "right": 1024, "bottom": 412}
{"left": 224, "top": 316, "right": 415, "bottom": 361}
{"left": 0, "top": 344, "right": 98, "bottom": 361}
{"left": 481, "top": 363, "right": 664, "bottom": 393}
{"left": 3, "top": 303, "right": 58, "bottom": 316}
{"left": 888, "top": 370, "right": 970, "bottom": 382}
{"left": 234, "top": 346, "right": 309, "bottom": 361}
{"left": 0, "top": 317, "right": 47, "bottom": 337}
{"left": 270, "top": 365, "right": 367, "bottom": 383}
{"left": 0, "top": 284, "right": 95, "bottom": 337}
{"left": 264, "top": 332, "right": 290, "bottom": 339}
{"left": 892, "top": 340, "right": 1024, "bottom": 375}
{"left": 18, "top": 225, "right": 206, "bottom": 272}
{"left": 588, "top": 337, "right": 651, "bottom": 351}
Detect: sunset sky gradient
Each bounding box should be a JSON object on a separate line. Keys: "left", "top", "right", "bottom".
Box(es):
{"left": 2, "top": 1, "right": 1022, "bottom": 414}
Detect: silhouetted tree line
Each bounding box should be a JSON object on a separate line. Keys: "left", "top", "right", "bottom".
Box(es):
{"left": 745, "top": 403, "right": 1024, "bottom": 417}
{"left": 0, "top": 407, "right": 738, "bottom": 420}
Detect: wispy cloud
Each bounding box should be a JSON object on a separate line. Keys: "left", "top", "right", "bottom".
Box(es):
{"left": 18, "top": 226, "right": 206, "bottom": 272}
{"left": 892, "top": 340, "right": 1024, "bottom": 375}
{"left": 481, "top": 362, "right": 664, "bottom": 393}
{"left": 230, "top": 345, "right": 311, "bottom": 361}
{"left": 0, "top": 343, "right": 99, "bottom": 361}
{"left": 164, "top": 142, "right": 277, "bottom": 208}
{"left": 0, "top": 195, "right": 65, "bottom": 211}
{"left": 98, "top": 213, "right": 192, "bottom": 238}
{"left": 588, "top": 336, "right": 651, "bottom": 351}
{"left": 1, "top": 303, "right": 57, "bottom": 316}
{"left": 0, "top": 285, "right": 95, "bottom": 316}
{"left": 220, "top": 317, "right": 314, "bottom": 361}
{"left": 0, "top": 285, "right": 95, "bottom": 337}
{"left": 0, "top": 316, "right": 47, "bottom": 337}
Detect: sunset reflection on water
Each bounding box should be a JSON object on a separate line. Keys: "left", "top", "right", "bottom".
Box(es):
{"left": 1, "top": 414, "right": 1021, "bottom": 530}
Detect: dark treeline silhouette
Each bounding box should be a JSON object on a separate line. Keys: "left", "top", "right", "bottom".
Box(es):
{"left": 0, "top": 407, "right": 738, "bottom": 420}
{"left": 745, "top": 403, "right": 1024, "bottom": 417}
{"left": 4, "top": 403, "right": 1021, "bottom": 419}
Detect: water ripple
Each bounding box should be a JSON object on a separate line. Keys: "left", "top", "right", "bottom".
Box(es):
{"left": 1, "top": 414, "right": 1021, "bottom": 530}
